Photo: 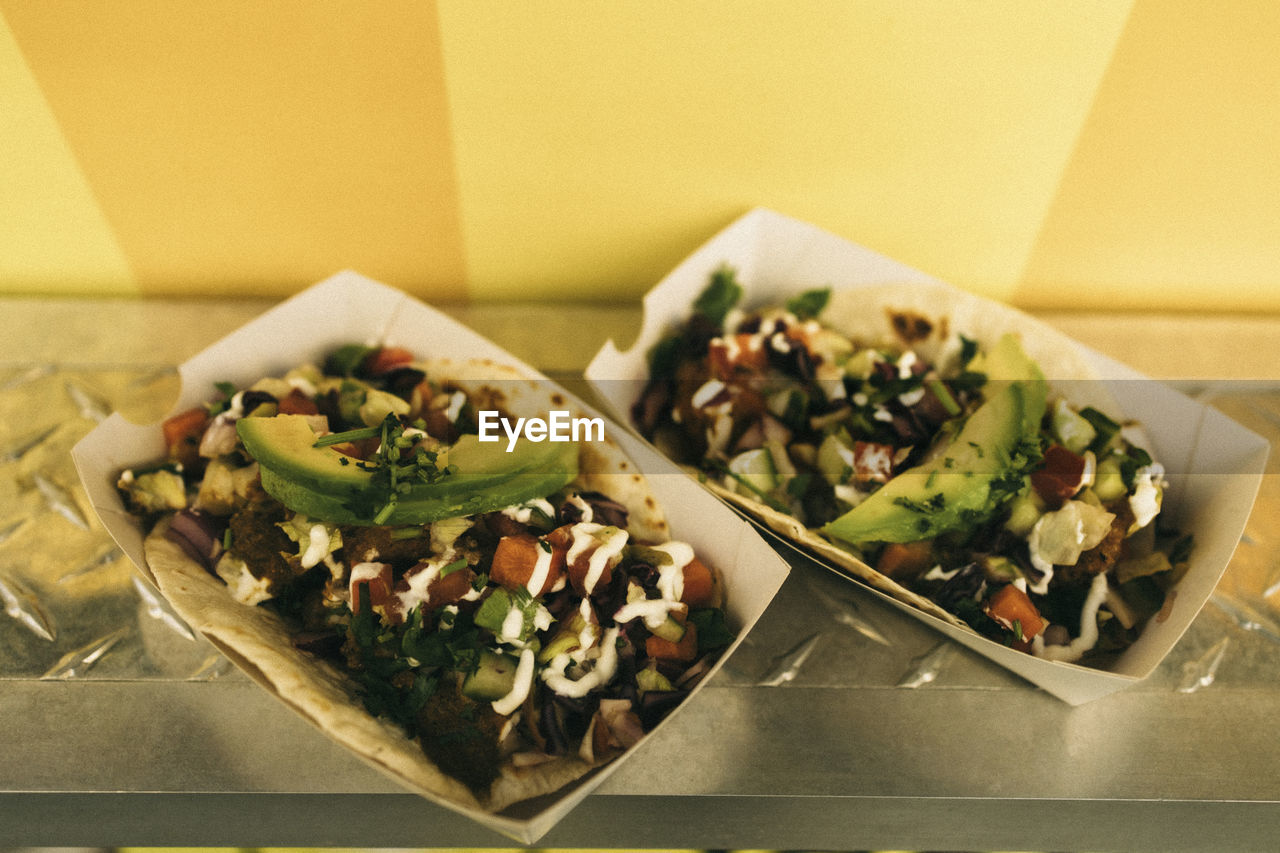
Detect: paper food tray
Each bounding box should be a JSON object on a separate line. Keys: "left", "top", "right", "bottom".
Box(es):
{"left": 585, "top": 208, "right": 1267, "bottom": 706}
{"left": 72, "top": 271, "right": 790, "bottom": 843}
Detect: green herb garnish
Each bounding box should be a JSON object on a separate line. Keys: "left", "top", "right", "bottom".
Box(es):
{"left": 785, "top": 287, "right": 831, "bottom": 320}
{"left": 693, "top": 265, "right": 744, "bottom": 327}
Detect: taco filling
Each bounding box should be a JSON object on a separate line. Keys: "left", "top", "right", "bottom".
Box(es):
{"left": 633, "top": 267, "right": 1190, "bottom": 665}
{"left": 118, "top": 343, "right": 732, "bottom": 804}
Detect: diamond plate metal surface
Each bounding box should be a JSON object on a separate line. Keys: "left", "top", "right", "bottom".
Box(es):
{"left": 0, "top": 362, "right": 228, "bottom": 682}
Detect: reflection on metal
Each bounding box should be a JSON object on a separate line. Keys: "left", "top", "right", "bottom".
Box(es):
{"left": 41, "top": 627, "right": 129, "bottom": 679}
{"left": 133, "top": 575, "right": 197, "bottom": 642}
{"left": 898, "top": 641, "right": 953, "bottom": 688}
{"left": 805, "top": 575, "right": 892, "bottom": 647}
{"left": 188, "top": 653, "right": 236, "bottom": 681}
{"left": 65, "top": 380, "right": 112, "bottom": 422}
{"left": 1210, "top": 594, "right": 1280, "bottom": 645}
{"left": 0, "top": 363, "right": 54, "bottom": 392}
{"left": 1177, "top": 636, "right": 1230, "bottom": 694}
{"left": 0, "top": 518, "right": 27, "bottom": 546}
{"left": 58, "top": 546, "right": 123, "bottom": 584}
{"left": 32, "top": 473, "right": 91, "bottom": 531}
{"left": 758, "top": 632, "right": 823, "bottom": 687}
{"left": 1, "top": 424, "right": 59, "bottom": 463}
{"left": 0, "top": 573, "right": 57, "bottom": 641}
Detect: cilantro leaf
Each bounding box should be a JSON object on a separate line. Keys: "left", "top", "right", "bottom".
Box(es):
{"left": 693, "top": 266, "right": 744, "bottom": 327}
{"left": 785, "top": 287, "right": 831, "bottom": 320}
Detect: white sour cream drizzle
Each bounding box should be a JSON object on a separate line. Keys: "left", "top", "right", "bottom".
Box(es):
{"left": 347, "top": 561, "right": 389, "bottom": 608}
{"left": 1129, "top": 464, "right": 1165, "bottom": 531}
{"left": 395, "top": 558, "right": 445, "bottom": 615}
{"left": 499, "top": 606, "right": 525, "bottom": 645}
{"left": 300, "top": 523, "right": 333, "bottom": 569}
{"left": 525, "top": 542, "right": 556, "bottom": 595}
{"left": 566, "top": 523, "right": 629, "bottom": 594}
{"left": 564, "top": 494, "right": 594, "bottom": 522}
{"left": 691, "top": 379, "right": 727, "bottom": 409}
{"left": 649, "top": 541, "right": 693, "bottom": 602}
{"left": 501, "top": 498, "right": 555, "bottom": 525}
{"left": 492, "top": 648, "right": 536, "bottom": 716}
{"left": 543, "top": 626, "right": 621, "bottom": 698}
{"left": 613, "top": 597, "right": 685, "bottom": 629}
{"left": 1032, "top": 572, "right": 1109, "bottom": 662}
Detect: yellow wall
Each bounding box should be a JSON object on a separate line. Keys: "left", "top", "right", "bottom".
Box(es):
{"left": 2, "top": 1, "right": 1278, "bottom": 310}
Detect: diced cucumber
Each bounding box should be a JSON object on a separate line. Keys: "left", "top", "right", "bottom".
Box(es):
{"left": 1093, "top": 455, "right": 1128, "bottom": 502}
{"left": 816, "top": 433, "right": 853, "bottom": 486}
{"left": 536, "top": 611, "right": 589, "bottom": 664}
{"left": 637, "top": 662, "right": 675, "bottom": 694}
{"left": 843, "top": 348, "right": 878, "bottom": 379}
{"left": 461, "top": 649, "right": 519, "bottom": 701}
{"left": 1051, "top": 399, "right": 1097, "bottom": 455}
{"left": 649, "top": 614, "right": 687, "bottom": 643}
{"left": 765, "top": 439, "right": 796, "bottom": 479}
{"left": 1003, "top": 479, "right": 1045, "bottom": 537}
{"left": 727, "top": 447, "right": 778, "bottom": 495}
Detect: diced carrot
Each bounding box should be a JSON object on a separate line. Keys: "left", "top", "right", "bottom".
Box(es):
{"left": 876, "top": 539, "right": 934, "bottom": 578}
{"left": 162, "top": 406, "right": 210, "bottom": 468}
{"left": 680, "top": 556, "right": 716, "bottom": 607}
{"left": 646, "top": 620, "right": 699, "bottom": 663}
{"left": 984, "top": 584, "right": 1046, "bottom": 643}
{"left": 277, "top": 388, "right": 319, "bottom": 415}
{"left": 363, "top": 346, "right": 414, "bottom": 376}
{"left": 490, "top": 534, "right": 565, "bottom": 595}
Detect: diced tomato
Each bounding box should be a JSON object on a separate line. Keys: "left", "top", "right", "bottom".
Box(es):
{"left": 330, "top": 437, "right": 380, "bottom": 460}
{"left": 277, "top": 388, "right": 319, "bottom": 415}
{"left": 363, "top": 346, "right": 414, "bottom": 376}
{"left": 490, "top": 534, "right": 566, "bottom": 595}
{"left": 876, "top": 539, "right": 934, "bottom": 578}
{"left": 983, "top": 584, "right": 1045, "bottom": 648}
{"left": 350, "top": 562, "right": 398, "bottom": 623}
{"left": 646, "top": 619, "right": 699, "bottom": 662}
{"left": 708, "top": 334, "right": 768, "bottom": 379}
{"left": 680, "top": 556, "right": 716, "bottom": 607}
{"left": 162, "top": 406, "right": 210, "bottom": 468}
{"left": 398, "top": 560, "right": 476, "bottom": 611}
{"left": 425, "top": 566, "right": 476, "bottom": 610}
{"left": 1031, "top": 444, "right": 1087, "bottom": 508}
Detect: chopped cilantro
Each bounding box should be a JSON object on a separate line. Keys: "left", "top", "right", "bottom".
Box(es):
{"left": 693, "top": 266, "right": 744, "bottom": 327}
{"left": 893, "top": 493, "right": 947, "bottom": 513}
{"left": 439, "top": 558, "right": 469, "bottom": 577}
{"left": 1078, "top": 406, "right": 1121, "bottom": 454}
{"left": 689, "top": 607, "right": 735, "bottom": 652}
{"left": 785, "top": 287, "right": 831, "bottom": 320}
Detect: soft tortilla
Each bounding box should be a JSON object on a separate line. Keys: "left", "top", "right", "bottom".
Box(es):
{"left": 704, "top": 282, "right": 1117, "bottom": 635}
{"left": 143, "top": 358, "right": 669, "bottom": 815}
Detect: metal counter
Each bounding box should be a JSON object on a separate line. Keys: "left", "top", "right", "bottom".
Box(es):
{"left": 1, "top": 297, "right": 1277, "bottom": 851}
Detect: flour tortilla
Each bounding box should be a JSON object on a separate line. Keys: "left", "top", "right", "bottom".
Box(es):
{"left": 705, "top": 282, "right": 1117, "bottom": 634}
{"left": 142, "top": 358, "right": 669, "bottom": 815}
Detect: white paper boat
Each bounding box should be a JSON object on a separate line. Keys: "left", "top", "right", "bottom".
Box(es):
{"left": 72, "top": 271, "right": 790, "bottom": 843}
{"left": 586, "top": 208, "right": 1268, "bottom": 705}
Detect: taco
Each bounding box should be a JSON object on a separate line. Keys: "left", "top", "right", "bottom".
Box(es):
{"left": 631, "top": 266, "right": 1190, "bottom": 667}
{"left": 116, "top": 343, "right": 733, "bottom": 815}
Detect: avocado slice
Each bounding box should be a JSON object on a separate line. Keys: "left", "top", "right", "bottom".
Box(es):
{"left": 237, "top": 415, "right": 578, "bottom": 525}
{"left": 821, "top": 335, "right": 1046, "bottom": 546}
